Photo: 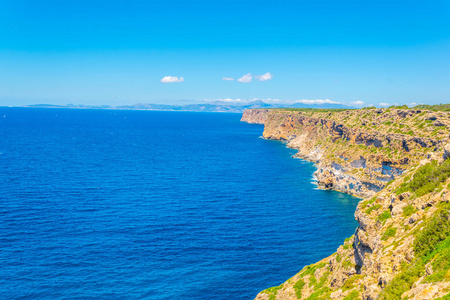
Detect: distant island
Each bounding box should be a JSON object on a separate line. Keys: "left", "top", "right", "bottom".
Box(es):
{"left": 20, "top": 100, "right": 354, "bottom": 113}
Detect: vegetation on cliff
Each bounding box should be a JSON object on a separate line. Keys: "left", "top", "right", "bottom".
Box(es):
{"left": 243, "top": 107, "right": 450, "bottom": 299}
{"left": 255, "top": 157, "right": 450, "bottom": 300}
{"left": 243, "top": 107, "right": 449, "bottom": 198}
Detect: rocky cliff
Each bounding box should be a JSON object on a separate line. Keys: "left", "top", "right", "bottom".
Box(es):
{"left": 242, "top": 108, "right": 450, "bottom": 300}
{"left": 241, "top": 109, "right": 271, "bottom": 124}
{"left": 242, "top": 108, "right": 449, "bottom": 198}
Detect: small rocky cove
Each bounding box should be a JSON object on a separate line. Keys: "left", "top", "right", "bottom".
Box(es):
{"left": 242, "top": 108, "right": 450, "bottom": 300}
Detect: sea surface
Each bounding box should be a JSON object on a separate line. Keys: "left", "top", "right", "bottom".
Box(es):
{"left": 0, "top": 108, "right": 360, "bottom": 299}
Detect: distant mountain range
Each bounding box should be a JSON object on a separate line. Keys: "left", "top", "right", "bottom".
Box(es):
{"left": 24, "top": 100, "right": 353, "bottom": 112}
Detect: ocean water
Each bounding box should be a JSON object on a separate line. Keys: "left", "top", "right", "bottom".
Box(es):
{"left": 0, "top": 108, "right": 360, "bottom": 299}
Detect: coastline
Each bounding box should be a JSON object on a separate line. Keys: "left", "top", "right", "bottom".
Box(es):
{"left": 242, "top": 108, "right": 450, "bottom": 300}
{"left": 241, "top": 108, "right": 447, "bottom": 198}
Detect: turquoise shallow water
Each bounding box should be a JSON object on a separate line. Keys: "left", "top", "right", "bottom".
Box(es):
{"left": 0, "top": 108, "right": 360, "bottom": 299}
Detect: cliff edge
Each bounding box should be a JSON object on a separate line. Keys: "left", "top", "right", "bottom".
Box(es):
{"left": 242, "top": 108, "right": 449, "bottom": 198}
{"left": 242, "top": 107, "right": 450, "bottom": 300}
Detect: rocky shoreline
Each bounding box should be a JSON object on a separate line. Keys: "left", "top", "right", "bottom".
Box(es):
{"left": 242, "top": 108, "right": 450, "bottom": 299}
{"left": 242, "top": 108, "right": 447, "bottom": 198}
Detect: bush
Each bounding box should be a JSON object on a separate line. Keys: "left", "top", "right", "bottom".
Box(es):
{"left": 402, "top": 205, "right": 417, "bottom": 217}
{"left": 381, "top": 204, "right": 450, "bottom": 298}
{"left": 396, "top": 160, "right": 450, "bottom": 197}
{"left": 315, "top": 271, "right": 330, "bottom": 290}
{"left": 381, "top": 226, "right": 397, "bottom": 241}
{"left": 423, "top": 237, "right": 450, "bottom": 283}
{"left": 436, "top": 292, "right": 450, "bottom": 300}
{"left": 360, "top": 198, "right": 374, "bottom": 209}
{"left": 263, "top": 284, "right": 283, "bottom": 300}
{"left": 343, "top": 290, "right": 360, "bottom": 300}
{"left": 415, "top": 103, "right": 450, "bottom": 111}
{"left": 385, "top": 180, "right": 395, "bottom": 186}
{"left": 342, "top": 259, "right": 353, "bottom": 269}
{"left": 305, "top": 287, "right": 332, "bottom": 300}
{"left": 365, "top": 204, "right": 382, "bottom": 214}
{"left": 341, "top": 275, "right": 362, "bottom": 292}
{"left": 293, "top": 279, "right": 305, "bottom": 299}
{"left": 379, "top": 260, "right": 424, "bottom": 299}
{"left": 414, "top": 203, "right": 450, "bottom": 258}
{"left": 376, "top": 210, "right": 392, "bottom": 223}
{"left": 301, "top": 262, "right": 327, "bottom": 277}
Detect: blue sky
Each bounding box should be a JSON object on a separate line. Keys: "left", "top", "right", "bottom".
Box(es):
{"left": 0, "top": 0, "right": 449, "bottom": 107}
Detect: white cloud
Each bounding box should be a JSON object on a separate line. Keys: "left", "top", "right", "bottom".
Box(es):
{"left": 294, "top": 99, "right": 339, "bottom": 104}
{"left": 255, "top": 72, "right": 273, "bottom": 81}
{"left": 351, "top": 101, "right": 365, "bottom": 106}
{"left": 407, "top": 102, "right": 418, "bottom": 107}
{"left": 379, "top": 102, "right": 391, "bottom": 107}
{"left": 204, "top": 98, "right": 341, "bottom": 104}
{"left": 161, "top": 76, "right": 184, "bottom": 83}
{"left": 238, "top": 73, "right": 252, "bottom": 83}
{"left": 211, "top": 98, "right": 246, "bottom": 103}
{"left": 222, "top": 77, "right": 234, "bottom": 81}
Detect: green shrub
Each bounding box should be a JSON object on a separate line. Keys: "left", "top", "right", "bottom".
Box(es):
{"left": 382, "top": 203, "right": 450, "bottom": 299}
{"left": 385, "top": 180, "right": 395, "bottom": 186}
{"left": 360, "top": 198, "right": 376, "bottom": 209}
{"left": 379, "top": 260, "right": 424, "bottom": 299}
{"left": 415, "top": 103, "right": 450, "bottom": 111}
{"left": 308, "top": 268, "right": 331, "bottom": 290}
{"left": 436, "top": 292, "right": 450, "bottom": 300}
{"left": 342, "top": 260, "right": 353, "bottom": 269}
{"left": 376, "top": 210, "right": 392, "bottom": 223}
{"left": 402, "top": 205, "right": 417, "bottom": 217}
{"left": 414, "top": 203, "right": 450, "bottom": 258}
{"left": 365, "top": 204, "right": 382, "bottom": 214}
{"left": 293, "top": 279, "right": 306, "bottom": 299}
{"left": 343, "top": 290, "right": 360, "bottom": 300}
{"left": 309, "top": 273, "right": 317, "bottom": 287}
{"left": 316, "top": 271, "right": 330, "bottom": 290}
{"left": 263, "top": 284, "right": 283, "bottom": 300}
{"left": 396, "top": 160, "right": 450, "bottom": 197}
{"left": 381, "top": 226, "right": 397, "bottom": 241}
{"left": 300, "top": 262, "right": 327, "bottom": 277}
{"left": 423, "top": 237, "right": 450, "bottom": 283}
{"left": 305, "top": 287, "right": 332, "bottom": 300}
{"left": 341, "top": 275, "right": 362, "bottom": 292}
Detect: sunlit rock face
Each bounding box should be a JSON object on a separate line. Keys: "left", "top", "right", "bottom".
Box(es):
{"left": 242, "top": 108, "right": 448, "bottom": 198}
{"left": 242, "top": 108, "right": 450, "bottom": 300}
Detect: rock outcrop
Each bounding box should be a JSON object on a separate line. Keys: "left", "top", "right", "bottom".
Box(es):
{"left": 242, "top": 108, "right": 449, "bottom": 198}
{"left": 241, "top": 109, "right": 270, "bottom": 124}
{"left": 242, "top": 108, "right": 450, "bottom": 300}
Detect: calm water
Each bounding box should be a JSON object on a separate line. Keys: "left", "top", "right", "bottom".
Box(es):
{"left": 0, "top": 108, "right": 360, "bottom": 299}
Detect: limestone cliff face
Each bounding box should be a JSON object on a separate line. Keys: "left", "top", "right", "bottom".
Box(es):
{"left": 242, "top": 108, "right": 449, "bottom": 198}
{"left": 241, "top": 109, "right": 270, "bottom": 124}
{"left": 242, "top": 108, "right": 450, "bottom": 300}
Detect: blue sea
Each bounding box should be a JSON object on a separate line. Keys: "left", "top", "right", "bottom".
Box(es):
{"left": 0, "top": 108, "right": 360, "bottom": 299}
